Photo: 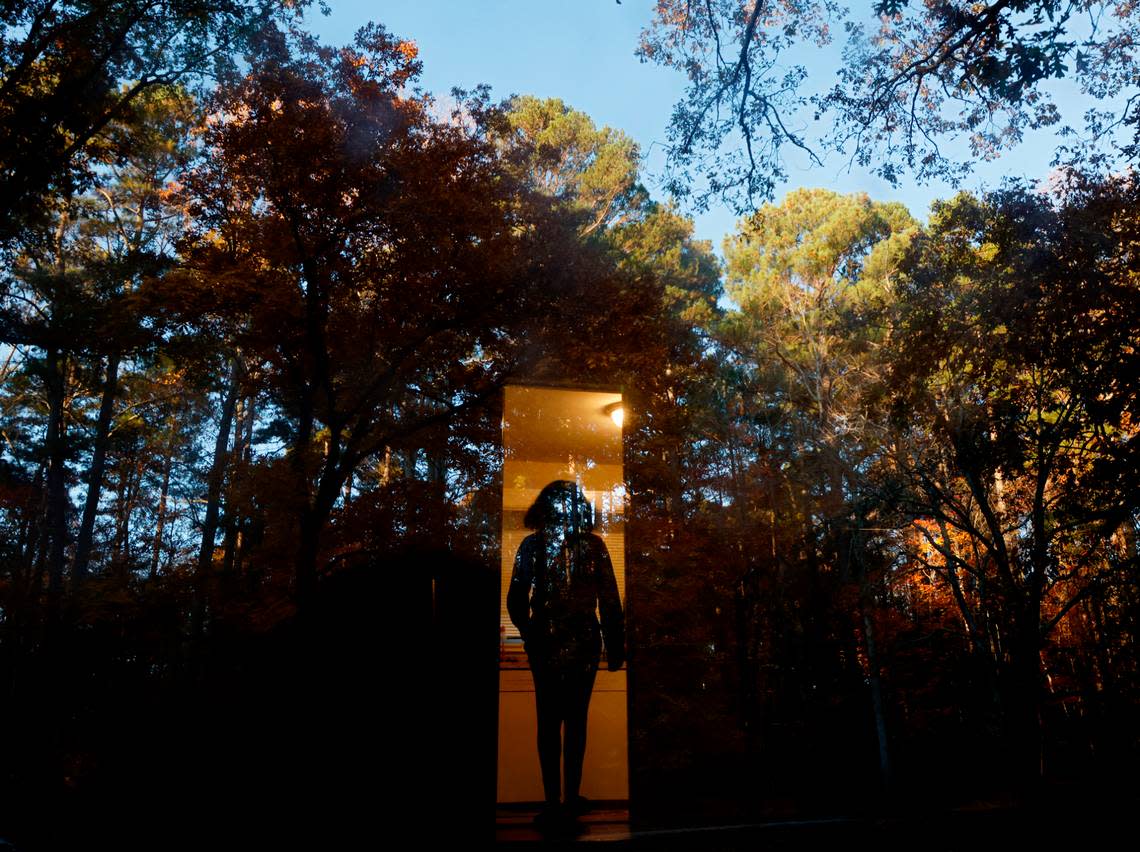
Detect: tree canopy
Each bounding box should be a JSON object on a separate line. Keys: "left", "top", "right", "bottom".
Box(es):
{"left": 0, "top": 0, "right": 302, "bottom": 244}
{"left": 496, "top": 94, "right": 647, "bottom": 236}
{"left": 638, "top": 0, "right": 1140, "bottom": 209}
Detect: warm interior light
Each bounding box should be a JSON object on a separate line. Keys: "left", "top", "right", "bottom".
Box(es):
{"left": 605, "top": 402, "right": 624, "bottom": 428}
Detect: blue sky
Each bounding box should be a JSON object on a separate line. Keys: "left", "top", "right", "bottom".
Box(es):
{"left": 307, "top": 1, "right": 1087, "bottom": 251}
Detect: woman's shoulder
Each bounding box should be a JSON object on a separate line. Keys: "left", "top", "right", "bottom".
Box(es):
{"left": 579, "top": 532, "right": 610, "bottom": 554}
{"left": 514, "top": 532, "right": 541, "bottom": 562}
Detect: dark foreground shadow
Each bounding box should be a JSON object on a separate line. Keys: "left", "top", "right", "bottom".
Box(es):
{"left": 0, "top": 547, "right": 500, "bottom": 851}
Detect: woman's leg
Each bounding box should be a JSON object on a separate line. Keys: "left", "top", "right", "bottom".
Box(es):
{"left": 562, "top": 662, "right": 598, "bottom": 804}
{"left": 531, "top": 664, "right": 563, "bottom": 807}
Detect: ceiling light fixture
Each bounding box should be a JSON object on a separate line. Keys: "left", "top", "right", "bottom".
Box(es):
{"left": 604, "top": 401, "right": 624, "bottom": 428}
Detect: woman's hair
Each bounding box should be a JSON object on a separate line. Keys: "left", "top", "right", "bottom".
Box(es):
{"left": 524, "top": 479, "right": 595, "bottom": 532}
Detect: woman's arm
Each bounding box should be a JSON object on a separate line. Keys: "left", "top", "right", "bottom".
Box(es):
{"left": 507, "top": 535, "right": 535, "bottom": 640}
{"left": 593, "top": 536, "right": 625, "bottom": 670}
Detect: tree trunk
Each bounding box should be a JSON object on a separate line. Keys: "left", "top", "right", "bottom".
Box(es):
{"left": 192, "top": 359, "right": 240, "bottom": 638}
{"left": 295, "top": 507, "right": 321, "bottom": 617}
{"left": 72, "top": 351, "right": 119, "bottom": 579}
{"left": 111, "top": 453, "right": 131, "bottom": 569}
{"left": 149, "top": 421, "right": 177, "bottom": 581}
{"left": 295, "top": 467, "right": 346, "bottom": 618}
{"left": 1011, "top": 608, "right": 1045, "bottom": 786}
{"left": 18, "top": 461, "right": 45, "bottom": 578}
{"left": 113, "top": 453, "right": 143, "bottom": 571}
{"left": 862, "top": 608, "right": 893, "bottom": 790}
{"left": 221, "top": 395, "right": 244, "bottom": 575}
{"left": 235, "top": 392, "right": 255, "bottom": 575}
{"left": 378, "top": 445, "right": 392, "bottom": 486}
{"left": 825, "top": 463, "right": 851, "bottom": 581}
{"left": 426, "top": 442, "right": 447, "bottom": 541}
{"left": 43, "top": 347, "right": 69, "bottom": 623}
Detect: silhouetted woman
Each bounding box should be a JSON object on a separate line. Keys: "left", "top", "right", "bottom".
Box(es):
{"left": 507, "top": 480, "right": 624, "bottom": 826}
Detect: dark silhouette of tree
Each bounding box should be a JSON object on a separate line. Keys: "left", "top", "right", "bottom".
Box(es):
{"left": 178, "top": 25, "right": 614, "bottom": 616}
{"left": 720, "top": 188, "right": 917, "bottom": 788}
{"left": 884, "top": 174, "right": 1140, "bottom": 783}
{"left": 70, "top": 85, "right": 198, "bottom": 581}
